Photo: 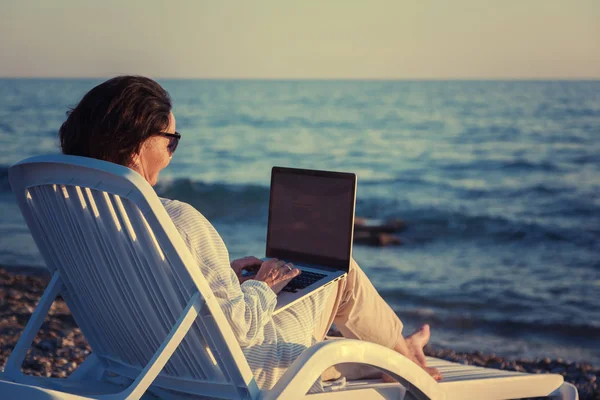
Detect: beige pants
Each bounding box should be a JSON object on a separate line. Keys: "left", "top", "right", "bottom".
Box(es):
{"left": 313, "top": 258, "right": 404, "bottom": 381}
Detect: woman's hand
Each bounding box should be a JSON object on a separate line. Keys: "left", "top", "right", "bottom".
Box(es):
{"left": 254, "top": 258, "right": 301, "bottom": 294}
{"left": 230, "top": 256, "right": 263, "bottom": 284}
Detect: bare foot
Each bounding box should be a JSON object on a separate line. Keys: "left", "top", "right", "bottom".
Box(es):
{"left": 405, "top": 324, "right": 442, "bottom": 381}
{"left": 406, "top": 324, "right": 431, "bottom": 367}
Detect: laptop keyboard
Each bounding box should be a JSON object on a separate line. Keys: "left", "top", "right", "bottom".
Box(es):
{"left": 282, "top": 271, "right": 327, "bottom": 293}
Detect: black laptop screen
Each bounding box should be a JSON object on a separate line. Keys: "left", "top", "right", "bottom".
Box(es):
{"left": 266, "top": 167, "right": 356, "bottom": 270}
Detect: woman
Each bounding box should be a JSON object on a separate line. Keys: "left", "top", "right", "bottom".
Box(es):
{"left": 58, "top": 76, "right": 440, "bottom": 390}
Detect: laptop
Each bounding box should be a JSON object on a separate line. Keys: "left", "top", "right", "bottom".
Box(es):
{"left": 263, "top": 166, "right": 357, "bottom": 314}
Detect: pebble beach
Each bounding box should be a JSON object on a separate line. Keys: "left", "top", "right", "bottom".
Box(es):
{"left": 1, "top": 266, "right": 598, "bottom": 399}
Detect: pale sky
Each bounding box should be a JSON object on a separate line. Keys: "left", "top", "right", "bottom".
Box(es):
{"left": 1, "top": 0, "right": 599, "bottom": 79}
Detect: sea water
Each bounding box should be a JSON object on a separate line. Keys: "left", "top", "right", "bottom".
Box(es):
{"left": 0, "top": 79, "right": 598, "bottom": 364}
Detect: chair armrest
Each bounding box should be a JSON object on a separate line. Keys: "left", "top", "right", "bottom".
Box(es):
{"left": 263, "top": 339, "right": 444, "bottom": 400}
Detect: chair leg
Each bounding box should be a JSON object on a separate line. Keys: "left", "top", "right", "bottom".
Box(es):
{"left": 68, "top": 353, "right": 105, "bottom": 381}
{"left": 3, "top": 273, "right": 62, "bottom": 380}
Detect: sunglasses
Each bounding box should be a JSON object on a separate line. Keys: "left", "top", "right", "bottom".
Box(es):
{"left": 157, "top": 131, "right": 181, "bottom": 154}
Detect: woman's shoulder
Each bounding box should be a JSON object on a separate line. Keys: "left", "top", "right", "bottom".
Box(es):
{"left": 160, "top": 197, "right": 206, "bottom": 221}
{"left": 160, "top": 197, "right": 192, "bottom": 213}
{"left": 159, "top": 197, "right": 229, "bottom": 258}
{"left": 160, "top": 198, "right": 208, "bottom": 225}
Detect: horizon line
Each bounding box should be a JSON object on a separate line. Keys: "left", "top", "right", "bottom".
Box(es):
{"left": 1, "top": 76, "right": 599, "bottom": 81}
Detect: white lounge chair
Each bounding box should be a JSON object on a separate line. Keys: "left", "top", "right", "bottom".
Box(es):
{"left": 0, "top": 154, "right": 578, "bottom": 400}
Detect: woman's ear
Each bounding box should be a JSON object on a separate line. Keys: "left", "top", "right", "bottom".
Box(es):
{"left": 129, "top": 151, "right": 141, "bottom": 170}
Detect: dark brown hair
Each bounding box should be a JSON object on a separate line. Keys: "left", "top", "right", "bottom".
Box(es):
{"left": 59, "top": 76, "right": 172, "bottom": 166}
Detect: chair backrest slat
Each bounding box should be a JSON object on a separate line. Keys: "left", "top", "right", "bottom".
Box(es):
{"left": 9, "top": 155, "right": 259, "bottom": 398}
{"left": 119, "top": 196, "right": 215, "bottom": 379}
{"left": 33, "top": 185, "right": 118, "bottom": 358}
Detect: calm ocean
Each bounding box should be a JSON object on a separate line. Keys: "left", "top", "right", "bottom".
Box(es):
{"left": 0, "top": 79, "right": 599, "bottom": 364}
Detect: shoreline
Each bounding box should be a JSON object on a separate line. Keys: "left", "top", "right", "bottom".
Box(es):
{"left": 0, "top": 266, "right": 598, "bottom": 398}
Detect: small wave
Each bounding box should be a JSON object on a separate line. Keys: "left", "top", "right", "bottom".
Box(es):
{"left": 357, "top": 198, "right": 592, "bottom": 246}
{"left": 502, "top": 159, "right": 559, "bottom": 172}
{"left": 379, "top": 287, "right": 539, "bottom": 314}
{"left": 208, "top": 114, "right": 357, "bottom": 130}
{"left": 520, "top": 184, "right": 564, "bottom": 195}
{"left": 0, "top": 122, "right": 15, "bottom": 134}
{"left": 438, "top": 158, "right": 560, "bottom": 173}
{"left": 398, "top": 307, "right": 600, "bottom": 340}
{"left": 459, "top": 125, "right": 522, "bottom": 141}
{"left": 535, "top": 101, "right": 600, "bottom": 119}
{"left": 362, "top": 174, "right": 569, "bottom": 200}
{"left": 155, "top": 179, "right": 270, "bottom": 222}
{"left": 572, "top": 154, "right": 600, "bottom": 165}
{"left": 360, "top": 175, "right": 429, "bottom": 187}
